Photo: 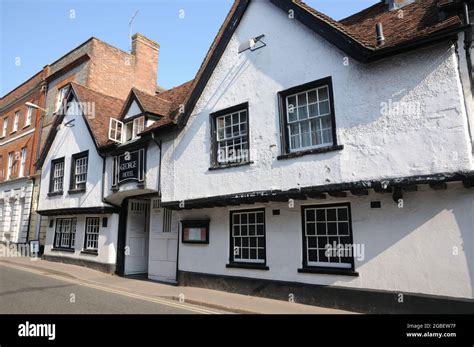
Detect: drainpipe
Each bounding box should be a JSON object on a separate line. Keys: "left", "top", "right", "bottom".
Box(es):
{"left": 25, "top": 177, "right": 34, "bottom": 243}
{"left": 462, "top": 1, "right": 473, "bottom": 89}
{"left": 33, "top": 81, "right": 48, "bottom": 243}
{"left": 151, "top": 132, "right": 162, "bottom": 195}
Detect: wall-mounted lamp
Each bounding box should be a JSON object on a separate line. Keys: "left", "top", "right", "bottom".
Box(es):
{"left": 238, "top": 34, "right": 266, "bottom": 54}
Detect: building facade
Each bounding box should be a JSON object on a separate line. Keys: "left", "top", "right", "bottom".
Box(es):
{"left": 154, "top": 0, "right": 474, "bottom": 312}
{"left": 32, "top": 33, "right": 160, "bottom": 247}
{"left": 4, "top": 0, "right": 474, "bottom": 313}
{"left": 0, "top": 69, "right": 46, "bottom": 245}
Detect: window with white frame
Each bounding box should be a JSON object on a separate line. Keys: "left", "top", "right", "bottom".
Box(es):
{"left": 132, "top": 116, "right": 145, "bottom": 139}
{"left": 108, "top": 118, "right": 124, "bottom": 143}
{"left": 13, "top": 111, "right": 20, "bottom": 132}
{"left": 280, "top": 77, "right": 337, "bottom": 154}
{"left": 54, "top": 218, "right": 77, "bottom": 249}
{"left": 19, "top": 148, "right": 27, "bottom": 178}
{"left": 84, "top": 217, "right": 100, "bottom": 251}
{"left": 2, "top": 117, "right": 8, "bottom": 137}
{"left": 302, "top": 203, "right": 354, "bottom": 270}
{"left": 7, "top": 152, "right": 13, "bottom": 179}
{"left": 70, "top": 151, "right": 88, "bottom": 191}
{"left": 230, "top": 209, "right": 266, "bottom": 264}
{"left": 25, "top": 106, "right": 33, "bottom": 127}
{"left": 55, "top": 86, "right": 69, "bottom": 112}
{"left": 50, "top": 158, "right": 64, "bottom": 193}
{"left": 211, "top": 103, "right": 249, "bottom": 166}
{"left": 108, "top": 117, "right": 146, "bottom": 144}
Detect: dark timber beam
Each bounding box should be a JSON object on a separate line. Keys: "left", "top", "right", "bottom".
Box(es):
{"left": 374, "top": 186, "right": 392, "bottom": 194}
{"left": 429, "top": 182, "right": 447, "bottom": 190}
{"left": 306, "top": 193, "right": 327, "bottom": 199}
{"left": 328, "top": 191, "right": 347, "bottom": 198}
{"left": 403, "top": 185, "right": 418, "bottom": 192}
{"left": 463, "top": 178, "right": 474, "bottom": 188}
{"left": 350, "top": 189, "right": 369, "bottom": 196}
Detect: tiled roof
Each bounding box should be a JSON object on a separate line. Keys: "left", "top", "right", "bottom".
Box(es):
{"left": 70, "top": 82, "right": 124, "bottom": 147}
{"left": 141, "top": 80, "right": 194, "bottom": 132}
{"left": 132, "top": 88, "right": 172, "bottom": 117}
{"left": 339, "top": 0, "right": 461, "bottom": 49}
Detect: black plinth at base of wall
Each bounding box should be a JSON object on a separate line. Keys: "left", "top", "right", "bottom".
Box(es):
{"left": 42, "top": 254, "right": 115, "bottom": 274}
{"left": 178, "top": 270, "right": 474, "bottom": 314}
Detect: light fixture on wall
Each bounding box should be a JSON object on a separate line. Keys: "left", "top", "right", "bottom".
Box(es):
{"left": 64, "top": 119, "right": 75, "bottom": 128}
{"left": 238, "top": 34, "right": 266, "bottom": 54}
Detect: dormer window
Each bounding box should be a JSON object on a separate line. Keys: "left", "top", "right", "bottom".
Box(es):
{"left": 132, "top": 116, "right": 145, "bottom": 139}
{"left": 108, "top": 116, "right": 145, "bottom": 144}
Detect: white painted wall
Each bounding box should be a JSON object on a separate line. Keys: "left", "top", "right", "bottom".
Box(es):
{"left": 162, "top": 0, "right": 473, "bottom": 203}
{"left": 0, "top": 179, "right": 33, "bottom": 243}
{"left": 38, "top": 99, "right": 107, "bottom": 210}
{"left": 43, "top": 213, "right": 119, "bottom": 265}
{"left": 177, "top": 184, "right": 474, "bottom": 299}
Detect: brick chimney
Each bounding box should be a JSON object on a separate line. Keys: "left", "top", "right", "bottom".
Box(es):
{"left": 87, "top": 35, "right": 159, "bottom": 99}
{"left": 385, "top": 0, "right": 415, "bottom": 11}
{"left": 131, "top": 33, "right": 159, "bottom": 95}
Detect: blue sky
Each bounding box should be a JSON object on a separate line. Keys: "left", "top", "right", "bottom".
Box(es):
{"left": 0, "top": 0, "right": 378, "bottom": 96}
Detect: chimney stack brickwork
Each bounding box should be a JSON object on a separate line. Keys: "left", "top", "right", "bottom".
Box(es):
{"left": 87, "top": 34, "right": 159, "bottom": 100}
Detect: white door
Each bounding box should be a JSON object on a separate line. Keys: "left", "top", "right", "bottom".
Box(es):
{"left": 124, "top": 200, "right": 150, "bottom": 275}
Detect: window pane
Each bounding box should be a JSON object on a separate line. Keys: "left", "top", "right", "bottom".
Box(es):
{"left": 319, "top": 101, "right": 330, "bottom": 115}
{"left": 232, "top": 113, "right": 239, "bottom": 124}
{"left": 306, "top": 223, "right": 315, "bottom": 235}
{"left": 287, "top": 96, "right": 296, "bottom": 109}
{"left": 316, "top": 223, "right": 326, "bottom": 235}
{"left": 297, "top": 93, "right": 307, "bottom": 106}
{"left": 297, "top": 106, "right": 308, "bottom": 120}
{"left": 318, "top": 87, "right": 329, "bottom": 101}
{"left": 304, "top": 206, "right": 353, "bottom": 268}
{"left": 308, "top": 90, "right": 317, "bottom": 104}
{"left": 322, "top": 129, "right": 333, "bottom": 144}
{"left": 308, "top": 103, "right": 318, "bottom": 118}
{"left": 300, "top": 120, "right": 311, "bottom": 148}
{"left": 338, "top": 208, "right": 348, "bottom": 221}
{"left": 231, "top": 211, "right": 265, "bottom": 264}
{"left": 287, "top": 103, "right": 297, "bottom": 122}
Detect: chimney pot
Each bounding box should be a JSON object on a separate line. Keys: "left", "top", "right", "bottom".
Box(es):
{"left": 376, "top": 23, "right": 385, "bottom": 46}
{"left": 385, "top": 0, "right": 415, "bottom": 11}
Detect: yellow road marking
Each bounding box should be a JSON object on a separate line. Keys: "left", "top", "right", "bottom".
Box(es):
{"left": 0, "top": 262, "right": 222, "bottom": 314}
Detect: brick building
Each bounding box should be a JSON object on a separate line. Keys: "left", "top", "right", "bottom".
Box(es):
{"left": 1, "top": 33, "right": 160, "bottom": 247}
{"left": 0, "top": 69, "right": 47, "bottom": 244}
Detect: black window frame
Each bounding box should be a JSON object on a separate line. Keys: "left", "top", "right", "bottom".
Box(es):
{"left": 227, "top": 208, "right": 269, "bottom": 270}
{"left": 277, "top": 77, "right": 342, "bottom": 160}
{"left": 209, "top": 102, "right": 251, "bottom": 170}
{"left": 299, "top": 202, "right": 358, "bottom": 276}
{"left": 48, "top": 157, "right": 65, "bottom": 196}
{"left": 69, "top": 150, "right": 89, "bottom": 194}
{"left": 52, "top": 217, "right": 77, "bottom": 251}
{"left": 83, "top": 217, "right": 100, "bottom": 253}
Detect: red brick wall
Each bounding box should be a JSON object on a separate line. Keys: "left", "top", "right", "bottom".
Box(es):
{"left": 87, "top": 34, "right": 159, "bottom": 99}
{"left": 0, "top": 70, "right": 46, "bottom": 182}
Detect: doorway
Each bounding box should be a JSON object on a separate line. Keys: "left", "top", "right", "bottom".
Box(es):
{"left": 124, "top": 199, "right": 150, "bottom": 275}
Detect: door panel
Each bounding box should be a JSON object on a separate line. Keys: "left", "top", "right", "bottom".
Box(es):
{"left": 124, "top": 200, "right": 149, "bottom": 275}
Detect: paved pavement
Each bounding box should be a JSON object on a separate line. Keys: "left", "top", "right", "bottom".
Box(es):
{"left": 0, "top": 256, "right": 352, "bottom": 314}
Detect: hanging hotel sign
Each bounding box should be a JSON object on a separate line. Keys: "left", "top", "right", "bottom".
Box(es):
{"left": 113, "top": 148, "right": 145, "bottom": 185}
